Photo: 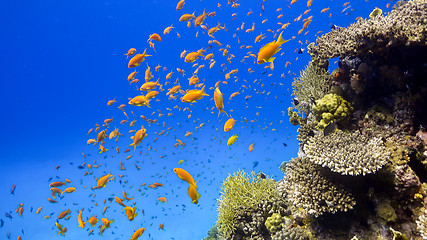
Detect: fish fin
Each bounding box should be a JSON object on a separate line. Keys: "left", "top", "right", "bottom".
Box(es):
{"left": 267, "top": 57, "right": 276, "bottom": 63}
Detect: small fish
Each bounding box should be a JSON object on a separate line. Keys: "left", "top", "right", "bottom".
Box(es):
{"left": 10, "top": 184, "right": 16, "bottom": 195}
{"left": 227, "top": 135, "right": 238, "bottom": 146}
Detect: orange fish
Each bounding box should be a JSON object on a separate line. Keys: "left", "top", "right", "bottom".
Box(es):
{"left": 147, "top": 33, "right": 162, "bottom": 42}
{"left": 188, "top": 185, "right": 201, "bottom": 204}
{"left": 181, "top": 85, "right": 209, "bottom": 103}
{"left": 257, "top": 32, "right": 289, "bottom": 64}
{"left": 173, "top": 168, "right": 198, "bottom": 188}
{"left": 130, "top": 228, "right": 145, "bottom": 240}
{"left": 123, "top": 206, "right": 138, "bottom": 221}
{"left": 128, "top": 49, "right": 151, "bottom": 68}
{"left": 128, "top": 95, "right": 150, "bottom": 107}
{"left": 224, "top": 118, "right": 236, "bottom": 132}
{"left": 249, "top": 143, "right": 254, "bottom": 152}
{"left": 179, "top": 12, "right": 195, "bottom": 21}
{"left": 124, "top": 48, "right": 136, "bottom": 59}
{"left": 214, "top": 87, "right": 228, "bottom": 117}
{"left": 157, "top": 197, "right": 167, "bottom": 203}
{"left": 184, "top": 48, "right": 205, "bottom": 63}
{"left": 129, "top": 127, "right": 147, "bottom": 150}
{"left": 176, "top": 0, "right": 185, "bottom": 10}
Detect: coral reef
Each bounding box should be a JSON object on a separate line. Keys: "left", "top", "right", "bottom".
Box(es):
{"left": 211, "top": 1, "right": 427, "bottom": 239}
{"left": 216, "top": 170, "right": 287, "bottom": 239}
{"left": 291, "top": 62, "right": 332, "bottom": 113}
{"left": 416, "top": 209, "right": 427, "bottom": 239}
{"left": 311, "top": 93, "right": 353, "bottom": 130}
{"left": 303, "top": 130, "right": 389, "bottom": 176}
{"left": 308, "top": 0, "right": 427, "bottom": 60}
{"left": 282, "top": 157, "right": 355, "bottom": 217}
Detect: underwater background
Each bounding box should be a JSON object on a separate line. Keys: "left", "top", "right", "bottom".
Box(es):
{"left": 2, "top": 0, "right": 425, "bottom": 240}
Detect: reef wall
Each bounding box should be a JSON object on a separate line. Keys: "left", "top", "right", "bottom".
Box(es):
{"left": 207, "top": 1, "right": 427, "bottom": 239}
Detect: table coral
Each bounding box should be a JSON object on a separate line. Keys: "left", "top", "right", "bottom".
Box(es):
{"left": 304, "top": 130, "right": 389, "bottom": 176}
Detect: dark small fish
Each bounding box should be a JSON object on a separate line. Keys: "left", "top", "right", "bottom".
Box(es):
{"left": 7, "top": 232, "right": 10, "bottom": 239}
{"left": 323, "top": 122, "right": 337, "bottom": 136}
{"left": 259, "top": 173, "right": 266, "bottom": 179}
{"left": 331, "top": 24, "right": 339, "bottom": 30}
{"left": 253, "top": 161, "right": 259, "bottom": 168}
{"left": 293, "top": 97, "right": 299, "bottom": 106}
{"left": 10, "top": 184, "right": 16, "bottom": 195}
{"left": 1, "top": 219, "right": 4, "bottom": 228}
{"left": 48, "top": 177, "right": 53, "bottom": 182}
{"left": 283, "top": 143, "right": 287, "bottom": 147}
{"left": 4, "top": 213, "right": 12, "bottom": 219}
{"left": 297, "top": 48, "right": 305, "bottom": 54}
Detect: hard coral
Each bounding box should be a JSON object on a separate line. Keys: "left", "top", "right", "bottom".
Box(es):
{"left": 308, "top": 0, "right": 427, "bottom": 60}
{"left": 216, "top": 170, "right": 282, "bottom": 239}
{"left": 416, "top": 209, "right": 427, "bottom": 239}
{"left": 304, "top": 130, "right": 389, "bottom": 176}
{"left": 312, "top": 93, "right": 353, "bottom": 130}
{"left": 265, "top": 213, "right": 285, "bottom": 234}
{"left": 292, "top": 62, "right": 332, "bottom": 113}
{"left": 282, "top": 157, "right": 355, "bottom": 217}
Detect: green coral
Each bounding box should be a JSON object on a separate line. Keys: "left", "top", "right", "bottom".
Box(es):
{"left": 292, "top": 62, "right": 332, "bottom": 112}
{"left": 217, "top": 170, "right": 279, "bottom": 239}
{"left": 265, "top": 213, "right": 285, "bottom": 234}
{"left": 312, "top": 93, "right": 353, "bottom": 130}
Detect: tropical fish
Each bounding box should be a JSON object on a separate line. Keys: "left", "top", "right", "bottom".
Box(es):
{"left": 257, "top": 32, "right": 289, "bottom": 64}
{"left": 227, "top": 135, "right": 238, "bottom": 146}
{"left": 173, "top": 168, "right": 198, "bottom": 188}
{"left": 188, "top": 185, "right": 201, "bottom": 204}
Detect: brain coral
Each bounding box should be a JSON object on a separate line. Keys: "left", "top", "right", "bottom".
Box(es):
{"left": 282, "top": 157, "right": 355, "bottom": 217}
{"left": 304, "top": 130, "right": 389, "bottom": 176}
{"left": 308, "top": 0, "right": 427, "bottom": 60}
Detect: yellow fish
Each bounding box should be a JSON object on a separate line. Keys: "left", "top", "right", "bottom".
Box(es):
{"left": 227, "top": 135, "right": 238, "bottom": 146}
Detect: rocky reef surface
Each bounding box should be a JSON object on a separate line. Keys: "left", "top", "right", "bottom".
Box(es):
{"left": 205, "top": 1, "right": 427, "bottom": 239}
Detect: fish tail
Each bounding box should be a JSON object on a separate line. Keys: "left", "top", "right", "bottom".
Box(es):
{"left": 129, "top": 143, "right": 136, "bottom": 151}
{"left": 276, "top": 32, "right": 289, "bottom": 45}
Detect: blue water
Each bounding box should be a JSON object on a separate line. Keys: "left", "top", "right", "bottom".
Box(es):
{"left": 0, "top": 0, "right": 392, "bottom": 239}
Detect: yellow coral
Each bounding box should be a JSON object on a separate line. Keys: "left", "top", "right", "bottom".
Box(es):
{"left": 312, "top": 93, "right": 353, "bottom": 130}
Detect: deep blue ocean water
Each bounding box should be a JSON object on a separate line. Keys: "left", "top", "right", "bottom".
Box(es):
{"left": 0, "top": 0, "right": 393, "bottom": 239}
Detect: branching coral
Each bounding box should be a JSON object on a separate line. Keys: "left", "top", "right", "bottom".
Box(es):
{"left": 216, "top": 170, "right": 280, "bottom": 239}
{"left": 304, "top": 130, "right": 389, "bottom": 176}
{"left": 312, "top": 93, "right": 353, "bottom": 130}
{"left": 282, "top": 157, "right": 355, "bottom": 217}
{"left": 292, "top": 62, "right": 332, "bottom": 112}
{"left": 308, "top": 0, "right": 427, "bottom": 60}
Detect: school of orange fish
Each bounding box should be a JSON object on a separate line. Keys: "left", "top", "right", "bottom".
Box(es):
{"left": 3, "top": 0, "right": 391, "bottom": 239}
